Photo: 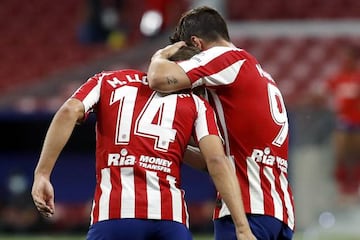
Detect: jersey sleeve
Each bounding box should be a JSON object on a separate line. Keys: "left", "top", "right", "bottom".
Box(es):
{"left": 177, "top": 47, "right": 246, "bottom": 89}
{"left": 72, "top": 73, "right": 103, "bottom": 113}
{"left": 192, "top": 94, "right": 223, "bottom": 143}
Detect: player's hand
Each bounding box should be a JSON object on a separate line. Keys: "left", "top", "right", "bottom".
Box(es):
{"left": 152, "top": 41, "right": 187, "bottom": 60}
{"left": 32, "top": 175, "right": 55, "bottom": 218}
{"left": 236, "top": 227, "right": 257, "bottom": 240}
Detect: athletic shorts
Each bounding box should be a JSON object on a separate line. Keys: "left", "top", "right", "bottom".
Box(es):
{"left": 214, "top": 214, "right": 293, "bottom": 240}
{"left": 86, "top": 219, "right": 193, "bottom": 240}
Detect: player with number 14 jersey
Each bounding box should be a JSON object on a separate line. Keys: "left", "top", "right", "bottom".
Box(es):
{"left": 72, "top": 69, "right": 220, "bottom": 226}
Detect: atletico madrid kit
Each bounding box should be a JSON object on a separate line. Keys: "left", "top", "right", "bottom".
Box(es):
{"left": 72, "top": 69, "right": 220, "bottom": 239}
{"left": 177, "top": 46, "right": 296, "bottom": 236}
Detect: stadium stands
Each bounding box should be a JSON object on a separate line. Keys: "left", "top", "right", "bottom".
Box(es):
{"left": 0, "top": 0, "right": 138, "bottom": 96}
{"left": 0, "top": 0, "right": 109, "bottom": 92}
{"left": 227, "top": 0, "right": 360, "bottom": 20}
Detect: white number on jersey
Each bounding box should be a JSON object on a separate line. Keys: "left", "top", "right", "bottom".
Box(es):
{"left": 257, "top": 64, "right": 288, "bottom": 147}
{"left": 268, "top": 84, "right": 288, "bottom": 147}
{"left": 110, "top": 86, "right": 177, "bottom": 152}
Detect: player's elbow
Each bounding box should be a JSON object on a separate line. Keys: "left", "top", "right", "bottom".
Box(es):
{"left": 205, "top": 155, "right": 226, "bottom": 168}
{"left": 206, "top": 155, "right": 233, "bottom": 180}
{"left": 58, "top": 99, "right": 85, "bottom": 122}
{"left": 147, "top": 72, "right": 164, "bottom": 91}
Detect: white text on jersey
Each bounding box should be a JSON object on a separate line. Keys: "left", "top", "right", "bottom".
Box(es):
{"left": 247, "top": 147, "right": 288, "bottom": 173}
{"left": 107, "top": 148, "right": 172, "bottom": 173}
{"left": 107, "top": 74, "right": 148, "bottom": 88}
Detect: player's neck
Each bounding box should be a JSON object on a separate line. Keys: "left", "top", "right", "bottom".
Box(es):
{"left": 203, "top": 39, "right": 234, "bottom": 50}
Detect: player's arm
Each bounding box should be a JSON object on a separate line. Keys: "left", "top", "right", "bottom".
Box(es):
{"left": 183, "top": 136, "right": 207, "bottom": 170}
{"left": 147, "top": 41, "right": 192, "bottom": 93}
{"left": 199, "top": 135, "right": 256, "bottom": 240}
{"left": 183, "top": 144, "right": 207, "bottom": 171}
{"left": 32, "top": 98, "right": 85, "bottom": 218}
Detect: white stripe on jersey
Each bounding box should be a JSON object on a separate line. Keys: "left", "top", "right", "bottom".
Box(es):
{"left": 99, "top": 168, "right": 111, "bottom": 221}
{"left": 205, "top": 91, "right": 235, "bottom": 217}
{"left": 219, "top": 199, "right": 230, "bottom": 217}
{"left": 90, "top": 200, "right": 95, "bottom": 225}
{"left": 280, "top": 172, "right": 295, "bottom": 229}
{"left": 247, "top": 156, "right": 265, "bottom": 214}
{"left": 180, "top": 46, "right": 239, "bottom": 72}
{"left": 202, "top": 59, "right": 246, "bottom": 87}
{"left": 192, "top": 95, "right": 211, "bottom": 141}
{"left": 120, "top": 167, "right": 135, "bottom": 218}
{"left": 167, "top": 175, "right": 184, "bottom": 225}
{"left": 82, "top": 78, "right": 103, "bottom": 112}
{"left": 178, "top": 47, "right": 246, "bottom": 87}
{"left": 264, "top": 166, "right": 283, "bottom": 221}
{"left": 208, "top": 90, "right": 231, "bottom": 155}
{"left": 146, "top": 171, "right": 161, "bottom": 219}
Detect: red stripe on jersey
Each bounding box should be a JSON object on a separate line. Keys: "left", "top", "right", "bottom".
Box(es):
{"left": 134, "top": 169, "right": 147, "bottom": 219}
{"left": 72, "top": 76, "right": 99, "bottom": 101}
{"left": 276, "top": 176, "right": 288, "bottom": 225}
{"left": 187, "top": 50, "right": 243, "bottom": 83}
{"left": 204, "top": 100, "right": 221, "bottom": 134}
{"left": 261, "top": 166, "right": 275, "bottom": 217}
{"left": 109, "top": 168, "right": 121, "bottom": 219}
{"left": 159, "top": 173, "right": 173, "bottom": 220}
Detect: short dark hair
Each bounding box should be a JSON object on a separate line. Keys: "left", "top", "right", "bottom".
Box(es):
{"left": 168, "top": 46, "right": 200, "bottom": 61}
{"left": 170, "top": 6, "right": 230, "bottom": 45}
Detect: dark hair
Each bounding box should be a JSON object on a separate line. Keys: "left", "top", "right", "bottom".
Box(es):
{"left": 168, "top": 46, "right": 200, "bottom": 61}
{"left": 169, "top": 6, "right": 230, "bottom": 45}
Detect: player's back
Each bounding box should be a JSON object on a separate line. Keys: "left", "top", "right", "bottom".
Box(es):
{"left": 208, "top": 48, "right": 295, "bottom": 230}
{"left": 74, "top": 69, "right": 217, "bottom": 226}
{"left": 94, "top": 69, "right": 199, "bottom": 173}
{"left": 177, "top": 46, "right": 295, "bottom": 230}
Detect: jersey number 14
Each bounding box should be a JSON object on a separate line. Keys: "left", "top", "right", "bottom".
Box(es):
{"left": 110, "top": 86, "right": 177, "bottom": 152}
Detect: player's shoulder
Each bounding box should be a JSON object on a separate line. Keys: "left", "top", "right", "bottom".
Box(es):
{"left": 203, "top": 46, "right": 253, "bottom": 61}
{"left": 205, "top": 45, "right": 244, "bottom": 54}
{"left": 99, "top": 69, "right": 146, "bottom": 78}
{"left": 90, "top": 69, "right": 147, "bottom": 85}
{"left": 173, "top": 89, "right": 200, "bottom": 102}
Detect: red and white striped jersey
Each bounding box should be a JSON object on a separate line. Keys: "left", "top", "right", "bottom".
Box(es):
{"left": 177, "top": 46, "right": 295, "bottom": 230}
{"left": 72, "top": 69, "right": 220, "bottom": 227}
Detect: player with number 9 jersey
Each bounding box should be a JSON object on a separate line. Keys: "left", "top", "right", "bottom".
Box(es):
{"left": 72, "top": 69, "right": 220, "bottom": 228}
{"left": 176, "top": 46, "right": 296, "bottom": 231}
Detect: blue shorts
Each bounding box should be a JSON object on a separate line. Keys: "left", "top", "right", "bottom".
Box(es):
{"left": 86, "top": 219, "right": 193, "bottom": 240}
{"left": 214, "top": 215, "right": 293, "bottom": 240}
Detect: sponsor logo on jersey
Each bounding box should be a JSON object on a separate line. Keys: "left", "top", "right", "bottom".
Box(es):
{"left": 108, "top": 148, "right": 136, "bottom": 166}
{"left": 139, "top": 155, "right": 172, "bottom": 173}
{"left": 107, "top": 148, "right": 172, "bottom": 173}
{"left": 247, "top": 147, "right": 288, "bottom": 173}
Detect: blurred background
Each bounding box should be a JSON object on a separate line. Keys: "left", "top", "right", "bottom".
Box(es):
{"left": 0, "top": 0, "right": 360, "bottom": 239}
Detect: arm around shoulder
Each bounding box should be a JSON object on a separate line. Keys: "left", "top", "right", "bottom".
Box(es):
{"left": 147, "top": 43, "right": 192, "bottom": 93}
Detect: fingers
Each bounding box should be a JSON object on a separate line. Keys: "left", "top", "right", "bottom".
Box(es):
{"left": 161, "top": 41, "right": 187, "bottom": 57}
{"left": 168, "top": 41, "right": 186, "bottom": 51}
{"left": 33, "top": 197, "right": 54, "bottom": 218}
{"left": 32, "top": 176, "right": 55, "bottom": 218}
{"left": 173, "top": 41, "right": 186, "bottom": 48}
